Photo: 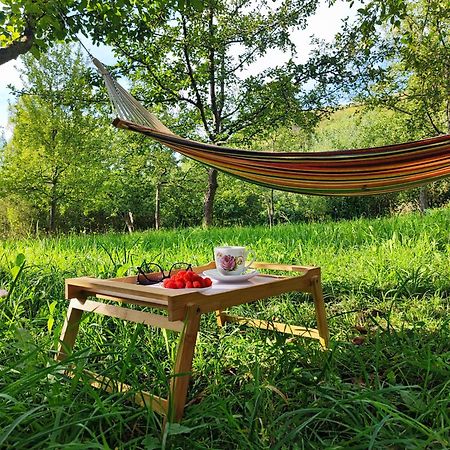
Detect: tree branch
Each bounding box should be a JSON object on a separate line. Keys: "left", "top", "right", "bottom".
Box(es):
{"left": 425, "top": 109, "right": 444, "bottom": 135}
{"left": 208, "top": 7, "right": 220, "bottom": 137}
{"left": 221, "top": 101, "right": 271, "bottom": 139}
{"left": 181, "top": 14, "right": 211, "bottom": 139}
{"left": 218, "top": 51, "right": 226, "bottom": 118}
{"left": 112, "top": 40, "right": 198, "bottom": 108}
{"left": 0, "top": 26, "right": 34, "bottom": 66}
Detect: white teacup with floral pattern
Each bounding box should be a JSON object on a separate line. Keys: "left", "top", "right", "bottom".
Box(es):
{"left": 214, "top": 246, "right": 256, "bottom": 276}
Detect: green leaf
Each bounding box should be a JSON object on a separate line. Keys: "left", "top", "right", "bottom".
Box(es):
{"left": 48, "top": 300, "right": 57, "bottom": 315}
{"left": 47, "top": 315, "right": 55, "bottom": 333}
{"left": 10, "top": 265, "right": 20, "bottom": 279}
{"left": 141, "top": 436, "right": 161, "bottom": 448}
{"left": 15, "top": 253, "right": 25, "bottom": 267}
{"left": 29, "top": 45, "right": 41, "bottom": 58}
{"left": 166, "top": 423, "right": 195, "bottom": 435}
{"left": 399, "top": 390, "right": 426, "bottom": 413}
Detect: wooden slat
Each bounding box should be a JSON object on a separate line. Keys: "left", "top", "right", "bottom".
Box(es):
{"left": 56, "top": 298, "right": 85, "bottom": 361}
{"left": 215, "top": 310, "right": 225, "bottom": 327}
{"left": 168, "top": 272, "right": 315, "bottom": 321}
{"left": 96, "top": 294, "right": 169, "bottom": 310}
{"left": 65, "top": 277, "right": 170, "bottom": 305}
{"left": 251, "top": 262, "right": 318, "bottom": 273}
{"left": 310, "top": 275, "right": 330, "bottom": 349}
{"left": 169, "top": 304, "right": 201, "bottom": 422}
{"left": 221, "top": 314, "right": 321, "bottom": 340}
{"left": 70, "top": 298, "right": 184, "bottom": 332}
{"left": 68, "top": 369, "right": 168, "bottom": 416}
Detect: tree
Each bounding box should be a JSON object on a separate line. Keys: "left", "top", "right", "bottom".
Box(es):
{"left": 311, "top": 0, "right": 448, "bottom": 137}
{"left": 0, "top": 0, "right": 198, "bottom": 65}
{"left": 317, "top": 0, "right": 449, "bottom": 212}
{"left": 105, "top": 0, "right": 344, "bottom": 226}
{"left": 1, "top": 44, "right": 111, "bottom": 233}
{"left": 98, "top": 131, "right": 201, "bottom": 231}
{"left": 353, "top": 0, "right": 449, "bottom": 135}
{"left": 361, "top": 0, "right": 449, "bottom": 212}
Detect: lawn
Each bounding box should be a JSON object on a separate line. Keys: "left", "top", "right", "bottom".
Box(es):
{"left": 0, "top": 209, "right": 449, "bottom": 449}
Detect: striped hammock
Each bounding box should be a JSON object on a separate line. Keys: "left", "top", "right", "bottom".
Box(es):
{"left": 94, "top": 58, "right": 450, "bottom": 196}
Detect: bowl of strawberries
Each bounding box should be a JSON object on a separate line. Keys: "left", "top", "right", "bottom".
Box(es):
{"left": 162, "top": 269, "right": 213, "bottom": 289}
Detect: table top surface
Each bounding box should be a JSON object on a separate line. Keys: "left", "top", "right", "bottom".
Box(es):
{"left": 65, "top": 262, "right": 320, "bottom": 320}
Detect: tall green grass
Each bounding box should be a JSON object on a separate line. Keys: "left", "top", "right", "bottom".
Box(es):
{"left": 0, "top": 209, "right": 449, "bottom": 448}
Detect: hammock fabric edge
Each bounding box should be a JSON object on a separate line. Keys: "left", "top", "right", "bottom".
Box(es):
{"left": 113, "top": 118, "right": 450, "bottom": 197}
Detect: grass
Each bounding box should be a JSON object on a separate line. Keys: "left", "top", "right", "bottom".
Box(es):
{"left": 0, "top": 209, "right": 449, "bottom": 448}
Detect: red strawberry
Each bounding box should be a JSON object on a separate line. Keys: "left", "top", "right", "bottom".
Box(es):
{"left": 185, "top": 271, "right": 195, "bottom": 281}
{"left": 175, "top": 280, "right": 185, "bottom": 289}
{"left": 185, "top": 281, "right": 193, "bottom": 288}
{"left": 193, "top": 281, "right": 202, "bottom": 288}
{"left": 163, "top": 279, "right": 171, "bottom": 287}
{"left": 203, "top": 277, "right": 212, "bottom": 287}
{"left": 166, "top": 280, "right": 177, "bottom": 289}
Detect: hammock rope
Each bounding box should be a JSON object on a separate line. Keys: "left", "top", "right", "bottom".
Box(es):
{"left": 94, "top": 58, "right": 450, "bottom": 196}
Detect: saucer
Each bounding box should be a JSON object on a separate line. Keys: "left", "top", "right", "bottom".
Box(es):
{"left": 203, "top": 269, "right": 259, "bottom": 283}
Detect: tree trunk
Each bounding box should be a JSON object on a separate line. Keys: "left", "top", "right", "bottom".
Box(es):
{"left": 447, "top": 98, "right": 450, "bottom": 135}
{"left": 0, "top": 26, "right": 34, "bottom": 66}
{"left": 124, "top": 211, "right": 134, "bottom": 233}
{"left": 49, "top": 196, "right": 57, "bottom": 233}
{"left": 203, "top": 168, "right": 218, "bottom": 227}
{"left": 155, "top": 181, "right": 162, "bottom": 230}
{"left": 267, "top": 190, "right": 274, "bottom": 228}
{"left": 419, "top": 186, "right": 428, "bottom": 214}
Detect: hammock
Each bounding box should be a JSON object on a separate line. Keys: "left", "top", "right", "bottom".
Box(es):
{"left": 94, "top": 58, "right": 450, "bottom": 196}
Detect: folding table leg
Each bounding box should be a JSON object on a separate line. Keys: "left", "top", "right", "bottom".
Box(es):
{"left": 310, "top": 275, "right": 330, "bottom": 349}
{"left": 215, "top": 309, "right": 226, "bottom": 327}
{"left": 168, "top": 304, "right": 201, "bottom": 422}
{"left": 56, "top": 297, "right": 85, "bottom": 361}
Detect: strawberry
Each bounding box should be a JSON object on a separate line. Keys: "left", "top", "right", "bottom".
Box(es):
{"left": 163, "top": 270, "right": 211, "bottom": 289}
{"left": 175, "top": 279, "right": 185, "bottom": 289}
{"left": 184, "top": 271, "right": 195, "bottom": 281}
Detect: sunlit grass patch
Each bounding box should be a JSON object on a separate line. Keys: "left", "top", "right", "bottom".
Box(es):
{"left": 1, "top": 208, "right": 449, "bottom": 448}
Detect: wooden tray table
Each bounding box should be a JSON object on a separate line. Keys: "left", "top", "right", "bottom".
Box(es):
{"left": 56, "top": 262, "right": 329, "bottom": 422}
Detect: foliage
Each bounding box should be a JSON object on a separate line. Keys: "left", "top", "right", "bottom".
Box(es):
{"left": 334, "top": 0, "right": 450, "bottom": 136}
{"left": 372, "top": 0, "right": 448, "bottom": 135}
{"left": 107, "top": 0, "right": 344, "bottom": 226}
{"left": 4, "top": 84, "right": 448, "bottom": 236}
{"left": 111, "top": 0, "right": 324, "bottom": 140}
{"left": 0, "top": 0, "right": 199, "bottom": 64}
{"left": 0, "top": 45, "right": 112, "bottom": 233}
{"left": 2, "top": 2, "right": 449, "bottom": 234}
{"left": 0, "top": 209, "right": 449, "bottom": 447}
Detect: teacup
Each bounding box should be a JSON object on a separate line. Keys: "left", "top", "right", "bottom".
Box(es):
{"left": 214, "top": 246, "right": 256, "bottom": 276}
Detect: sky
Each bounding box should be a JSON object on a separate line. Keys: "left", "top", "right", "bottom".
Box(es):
{"left": 0, "top": 1, "right": 355, "bottom": 140}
